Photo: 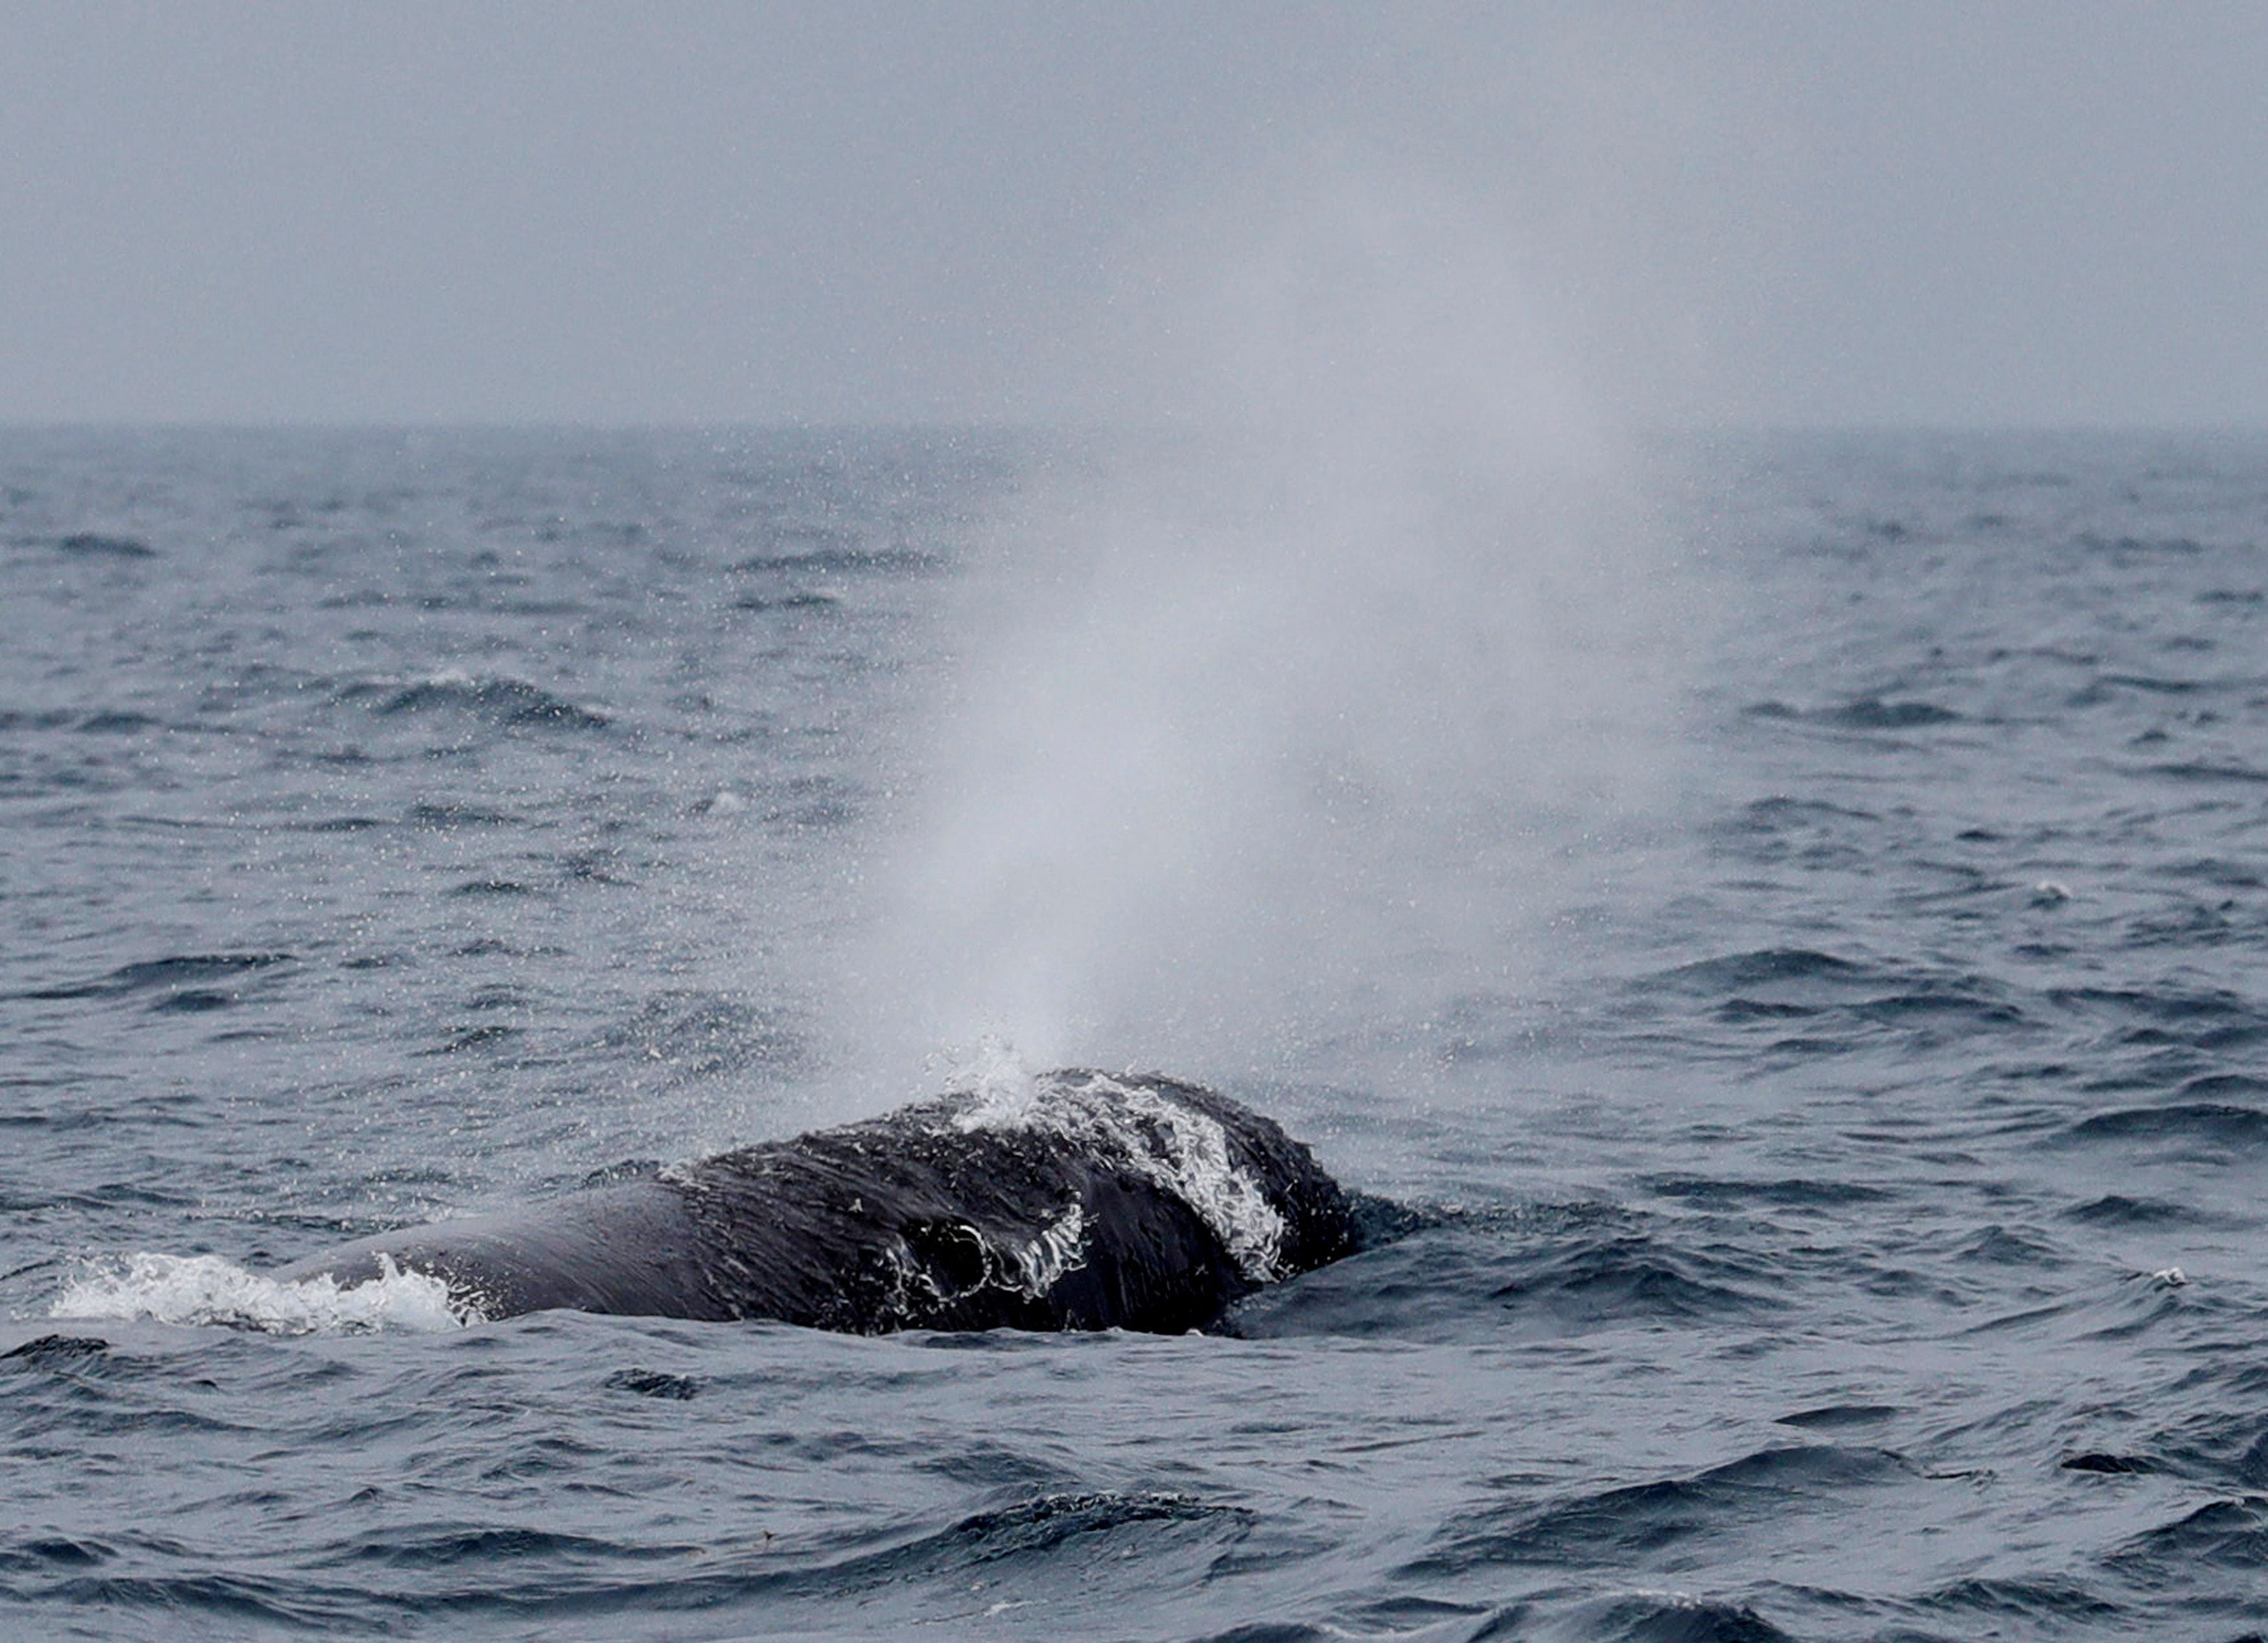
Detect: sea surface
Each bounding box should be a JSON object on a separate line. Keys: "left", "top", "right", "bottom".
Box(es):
{"left": 3, "top": 426, "right": 2267, "bottom": 1641}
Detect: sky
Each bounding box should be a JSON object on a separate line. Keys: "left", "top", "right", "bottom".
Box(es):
{"left": 1, "top": 1, "right": 2262, "bottom": 428}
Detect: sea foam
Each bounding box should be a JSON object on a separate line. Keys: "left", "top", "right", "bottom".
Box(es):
{"left": 51, "top": 1251, "right": 481, "bottom": 1335}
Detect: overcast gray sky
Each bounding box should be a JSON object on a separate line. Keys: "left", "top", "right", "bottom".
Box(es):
{"left": 3, "top": 2, "right": 2261, "bottom": 426}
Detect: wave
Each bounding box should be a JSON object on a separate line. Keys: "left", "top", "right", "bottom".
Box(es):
{"left": 1641, "top": 1175, "right": 1892, "bottom": 1210}
{"left": 1910, "top": 1574, "right": 2122, "bottom": 1626}
{"left": 2044, "top": 983, "right": 2268, "bottom": 1050}
{"left": 1486, "top": 1234, "right": 1788, "bottom": 1332}
{"left": 1772, "top": 1403, "right": 1901, "bottom": 1431}
{"left": 2062, "top": 1193, "right": 2214, "bottom": 1228}
{"left": 730, "top": 545, "right": 942, "bottom": 576}
{"left": 2107, "top": 1495, "right": 2268, "bottom": 1575}
{"left": 74, "top": 710, "right": 163, "bottom": 734}
{"left": 733, "top": 590, "right": 842, "bottom": 613}
{"left": 315, "top": 1524, "right": 670, "bottom": 1570}
{"left": 2144, "top": 759, "right": 2268, "bottom": 785}
{"left": 1712, "top": 796, "right": 1880, "bottom": 836}
{"left": 337, "top": 671, "right": 608, "bottom": 730}
{"left": 1742, "top": 697, "right": 1961, "bottom": 731}
{"left": 2067, "top": 671, "right": 2210, "bottom": 704}
{"left": 2077, "top": 531, "right": 2211, "bottom": 558}
{"left": 406, "top": 801, "right": 520, "bottom": 829}
{"left": 19, "top": 952, "right": 294, "bottom": 1007}
{"left": 1851, "top": 987, "right": 2025, "bottom": 1027}
{"left": 0, "top": 1564, "right": 364, "bottom": 1632}
{"left": 1652, "top": 948, "right": 1870, "bottom": 992}
{"left": 2061, "top": 1451, "right": 2153, "bottom": 1475}
{"left": 1820, "top": 696, "right": 1961, "bottom": 730}
{"left": 1639, "top": 949, "right": 2030, "bottom": 1048}
{"left": 1, "top": 1333, "right": 112, "bottom": 1368}
{"left": 2107, "top": 1389, "right": 2268, "bottom": 1495}
{"left": 2059, "top": 1102, "right": 2268, "bottom": 1149}
{"left": 1412, "top": 1444, "right": 1912, "bottom": 1576}
{"left": 55, "top": 532, "right": 155, "bottom": 558}
{"left": 602, "top": 1367, "right": 699, "bottom": 1401}
{"left": 1531, "top": 1593, "right": 1798, "bottom": 1643}
{"left": 864, "top": 1489, "right": 1240, "bottom": 1574}
{"left": 49, "top": 1488, "right": 1252, "bottom": 1636}
{"left": 1221, "top": 1208, "right": 1538, "bottom": 1341}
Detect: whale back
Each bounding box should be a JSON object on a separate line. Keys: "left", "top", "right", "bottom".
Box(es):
{"left": 277, "top": 1071, "right": 1361, "bottom": 1333}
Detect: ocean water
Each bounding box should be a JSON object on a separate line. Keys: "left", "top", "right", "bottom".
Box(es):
{"left": 3, "top": 426, "right": 2267, "bottom": 1641}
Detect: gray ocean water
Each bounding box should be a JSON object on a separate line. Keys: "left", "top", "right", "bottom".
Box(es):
{"left": 3, "top": 427, "right": 2267, "bottom": 1641}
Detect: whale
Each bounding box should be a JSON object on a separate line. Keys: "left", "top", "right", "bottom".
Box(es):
{"left": 273, "top": 1069, "right": 1363, "bottom": 1333}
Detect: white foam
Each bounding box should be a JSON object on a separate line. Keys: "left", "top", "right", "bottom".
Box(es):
{"left": 1000, "top": 1201, "right": 1090, "bottom": 1296}
{"left": 49, "top": 1252, "right": 483, "bottom": 1335}
{"left": 953, "top": 1066, "right": 1290, "bottom": 1281}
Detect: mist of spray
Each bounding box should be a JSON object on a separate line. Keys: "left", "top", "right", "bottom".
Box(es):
{"left": 846, "top": 170, "right": 1689, "bottom": 1101}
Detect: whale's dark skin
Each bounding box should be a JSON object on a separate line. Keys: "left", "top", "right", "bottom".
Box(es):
{"left": 273, "top": 1071, "right": 1362, "bottom": 1333}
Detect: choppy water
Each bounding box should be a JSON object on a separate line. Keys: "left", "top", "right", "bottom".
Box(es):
{"left": 5, "top": 427, "right": 2267, "bottom": 1641}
